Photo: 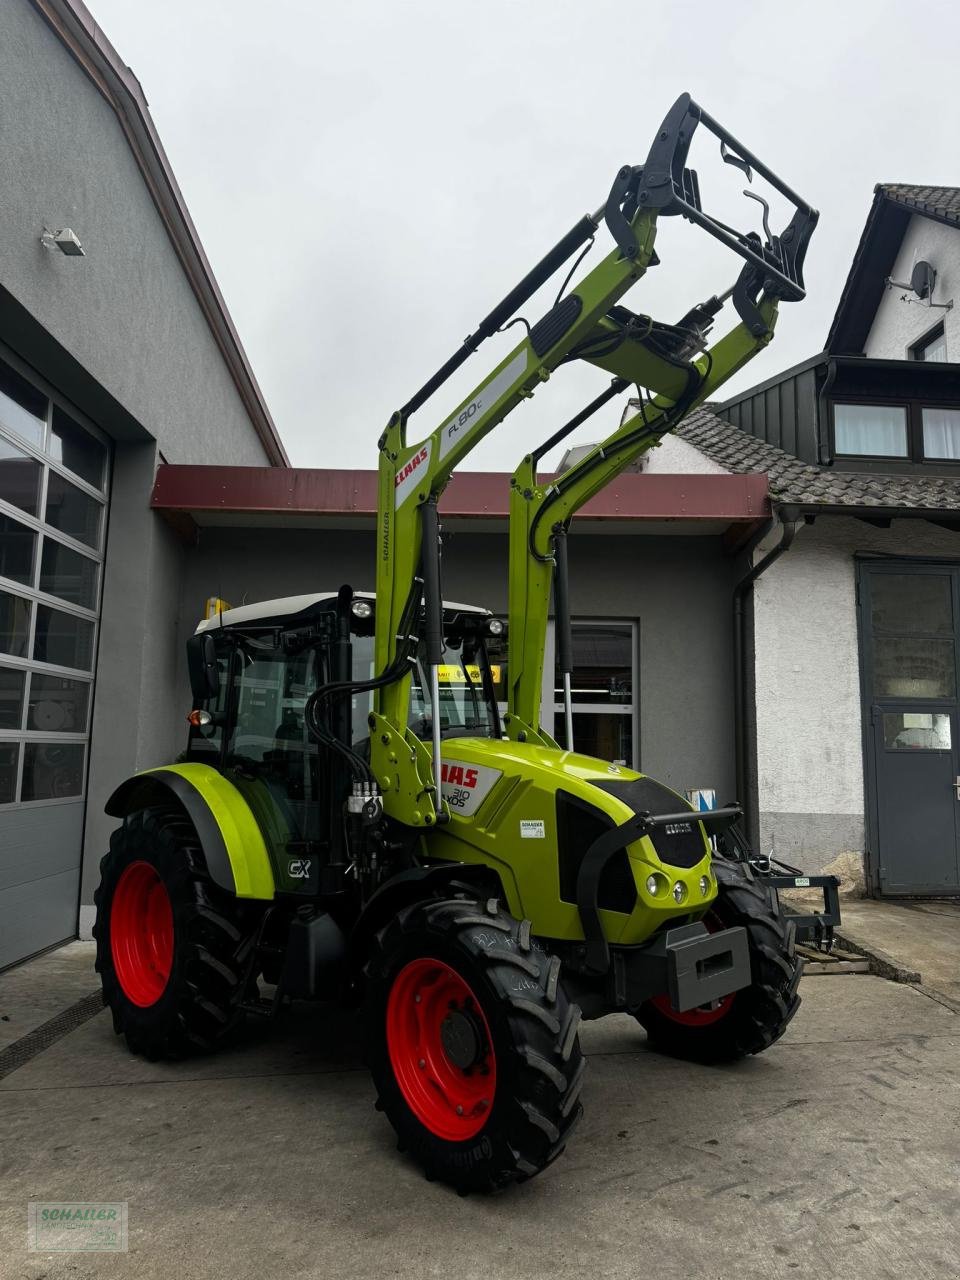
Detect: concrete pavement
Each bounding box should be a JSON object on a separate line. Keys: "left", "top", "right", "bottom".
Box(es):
{"left": 0, "top": 942, "right": 97, "bottom": 1052}
{"left": 837, "top": 899, "right": 960, "bottom": 1010}
{"left": 0, "top": 969, "right": 958, "bottom": 1280}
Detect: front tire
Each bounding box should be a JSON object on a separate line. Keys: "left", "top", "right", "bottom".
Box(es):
{"left": 365, "top": 894, "right": 584, "bottom": 1193}
{"left": 635, "top": 858, "right": 802, "bottom": 1064}
{"left": 94, "top": 806, "right": 263, "bottom": 1059}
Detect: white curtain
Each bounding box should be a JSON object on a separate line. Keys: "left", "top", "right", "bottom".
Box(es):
{"left": 922, "top": 408, "right": 960, "bottom": 460}
{"left": 834, "top": 403, "right": 907, "bottom": 457}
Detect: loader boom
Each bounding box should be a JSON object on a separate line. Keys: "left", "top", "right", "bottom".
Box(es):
{"left": 504, "top": 294, "right": 779, "bottom": 746}
{"left": 370, "top": 92, "right": 817, "bottom": 827}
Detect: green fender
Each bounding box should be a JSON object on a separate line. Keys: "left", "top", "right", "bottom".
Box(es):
{"left": 104, "top": 763, "right": 275, "bottom": 900}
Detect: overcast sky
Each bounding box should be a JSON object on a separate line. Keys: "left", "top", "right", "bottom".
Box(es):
{"left": 91, "top": 0, "right": 960, "bottom": 471}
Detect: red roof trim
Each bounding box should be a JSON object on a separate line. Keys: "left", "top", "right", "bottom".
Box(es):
{"left": 151, "top": 464, "right": 769, "bottom": 522}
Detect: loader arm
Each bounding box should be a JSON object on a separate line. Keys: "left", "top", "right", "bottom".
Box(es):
{"left": 504, "top": 294, "right": 779, "bottom": 747}
{"left": 368, "top": 92, "right": 817, "bottom": 828}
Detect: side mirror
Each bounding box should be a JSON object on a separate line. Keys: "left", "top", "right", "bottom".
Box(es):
{"left": 187, "top": 632, "right": 220, "bottom": 702}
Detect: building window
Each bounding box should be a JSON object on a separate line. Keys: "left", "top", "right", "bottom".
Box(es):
{"left": 869, "top": 572, "right": 954, "bottom": 699}
{"left": 909, "top": 322, "right": 947, "bottom": 363}
{"left": 833, "top": 398, "right": 960, "bottom": 465}
{"left": 833, "top": 403, "right": 908, "bottom": 457}
{"left": 0, "top": 437, "right": 42, "bottom": 516}
{"left": 550, "top": 620, "right": 638, "bottom": 766}
{"left": 921, "top": 407, "right": 960, "bottom": 460}
{"left": 0, "top": 352, "right": 109, "bottom": 808}
{"left": 0, "top": 360, "right": 46, "bottom": 448}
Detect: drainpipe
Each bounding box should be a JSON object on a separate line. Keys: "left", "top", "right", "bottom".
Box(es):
{"left": 733, "top": 508, "right": 803, "bottom": 848}
{"left": 815, "top": 358, "right": 838, "bottom": 465}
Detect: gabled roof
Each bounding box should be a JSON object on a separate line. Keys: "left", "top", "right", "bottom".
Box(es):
{"left": 29, "top": 0, "right": 288, "bottom": 465}
{"left": 676, "top": 406, "right": 960, "bottom": 514}
{"left": 826, "top": 184, "right": 960, "bottom": 357}
{"left": 881, "top": 184, "right": 960, "bottom": 226}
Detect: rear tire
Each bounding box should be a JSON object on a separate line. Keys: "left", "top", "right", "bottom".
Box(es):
{"left": 635, "top": 858, "right": 802, "bottom": 1064}
{"left": 94, "top": 806, "right": 264, "bottom": 1059}
{"left": 365, "top": 894, "right": 584, "bottom": 1193}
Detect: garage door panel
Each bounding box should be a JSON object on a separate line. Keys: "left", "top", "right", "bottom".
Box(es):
{"left": 0, "top": 802, "right": 84, "bottom": 892}
{"left": 0, "top": 352, "right": 109, "bottom": 966}
{"left": 0, "top": 866, "right": 79, "bottom": 969}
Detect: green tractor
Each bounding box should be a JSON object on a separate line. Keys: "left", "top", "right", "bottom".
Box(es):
{"left": 95, "top": 94, "right": 817, "bottom": 1192}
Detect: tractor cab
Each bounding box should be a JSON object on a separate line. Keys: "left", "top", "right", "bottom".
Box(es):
{"left": 182, "top": 591, "right": 506, "bottom": 893}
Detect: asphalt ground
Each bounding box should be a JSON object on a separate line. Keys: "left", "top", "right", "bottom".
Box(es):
{"left": 1, "top": 969, "right": 958, "bottom": 1280}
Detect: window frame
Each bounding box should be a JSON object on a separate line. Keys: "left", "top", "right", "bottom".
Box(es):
{"left": 909, "top": 320, "right": 947, "bottom": 363}
{"left": 831, "top": 395, "right": 960, "bottom": 468}
{"left": 830, "top": 397, "right": 911, "bottom": 461}
{"left": 542, "top": 617, "right": 640, "bottom": 769}
{"left": 0, "top": 345, "right": 110, "bottom": 809}
{"left": 919, "top": 403, "right": 960, "bottom": 463}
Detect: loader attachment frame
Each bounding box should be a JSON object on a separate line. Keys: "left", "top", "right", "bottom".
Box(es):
{"left": 363, "top": 92, "right": 817, "bottom": 829}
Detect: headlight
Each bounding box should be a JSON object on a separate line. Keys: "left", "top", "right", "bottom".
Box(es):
{"left": 672, "top": 881, "right": 687, "bottom": 904}
{"left": 487, "top": 617, "right": 505, "bottom": 636}
{"left": 351, "top": 599, "right": 373, "bottom": 619}
{"left": 699, "top": 875, "right": 711, "bottom": 896}
{"left": 645, "top": 874, "right": 659, "bottom": 896}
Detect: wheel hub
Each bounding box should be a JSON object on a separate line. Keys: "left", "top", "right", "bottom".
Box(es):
{"left": 440, "top": 1007, "right": 483, "bottom": 1070}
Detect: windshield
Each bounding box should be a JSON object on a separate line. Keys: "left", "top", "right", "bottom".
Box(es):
{"left": 408, "top": 637, "right": 501, "bottom": 741}
{"left": 346, "top": 630, "right": 502, "bottom": 746}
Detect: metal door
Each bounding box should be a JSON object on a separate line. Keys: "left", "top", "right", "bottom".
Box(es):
{"left": 860, "top": 563, "right": 960, "bottom": 895}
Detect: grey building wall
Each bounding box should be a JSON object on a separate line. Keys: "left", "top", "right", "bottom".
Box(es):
{"left": 169, "top": 522, "right": 738, "bottom": 797}
{"left": 77, "top": 443, "right": 187, "bottom": 935}
{"left": 0, "top": 0, "right": 285, "bottom": 956}
{"left": 0, "top": 0, "right": 272, "bottom": 467}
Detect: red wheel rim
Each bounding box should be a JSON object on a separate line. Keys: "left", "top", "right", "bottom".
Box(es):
{"left": 386, "top": 957, "right": 497, "bottom": 1141}
{"left": 649, "top": 912, "right": 736, "bottom": 1027}
{"left": 649, "top": 990, "right": 735, "bottom": 1026}
{"left": 110, "top": 861, "right": 174, "bottom": 1007}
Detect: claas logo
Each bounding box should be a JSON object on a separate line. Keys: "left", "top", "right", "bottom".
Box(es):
{"left": 394, "top": 446, "right": 428, "bottom": 488}
{"left": 440, "top": 762, "right": 479, "bottom": 788}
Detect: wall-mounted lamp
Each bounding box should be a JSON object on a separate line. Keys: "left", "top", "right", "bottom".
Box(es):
{"left": 40, "top": 227, "right": 85, "bottom": 256}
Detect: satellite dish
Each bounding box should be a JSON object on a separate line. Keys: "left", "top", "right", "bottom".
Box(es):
{"left": 910, "top": 260, "right": 936, "bottom": 300}
{"left": 886, "top": 257, "right": 951, "bottom": 310}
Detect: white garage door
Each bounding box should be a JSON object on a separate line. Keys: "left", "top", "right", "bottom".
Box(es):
{"left": 0, "top": 351, "right": 109, "bottom": 969}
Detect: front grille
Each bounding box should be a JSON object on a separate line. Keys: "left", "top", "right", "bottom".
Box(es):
{"left": 591, "top": 776, "right": 708, "bottom": 869}
{"left": 556, "top": 791, "right": 637, "bottom": 915}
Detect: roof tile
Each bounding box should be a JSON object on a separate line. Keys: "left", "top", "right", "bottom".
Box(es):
{"left": 676, "top": 407, "right": 960, "bottom": 511}
{"left": 879, "top": 184, "right": 960, "bottom": 225}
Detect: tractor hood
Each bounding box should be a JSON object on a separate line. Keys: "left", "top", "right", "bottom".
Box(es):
{"left": 438, "top": 737, "right": 703, "bottom": 845}
{"left": 428, "top": 737, "right": 715, "bottom": 945}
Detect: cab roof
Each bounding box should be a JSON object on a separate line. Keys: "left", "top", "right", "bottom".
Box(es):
{"left": 195, "top": 591, "right": 490, "bottom": 634}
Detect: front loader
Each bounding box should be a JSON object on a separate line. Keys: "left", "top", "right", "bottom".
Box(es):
{"left": 94, "top": 94, "right": 818, "bottom": 1192}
